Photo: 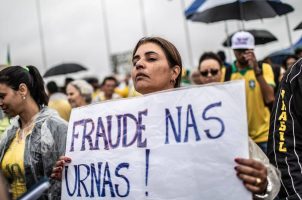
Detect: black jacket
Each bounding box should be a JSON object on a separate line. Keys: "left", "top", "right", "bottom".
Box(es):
{"left": 268, "top": 58, "right": 302, "bottom": 200}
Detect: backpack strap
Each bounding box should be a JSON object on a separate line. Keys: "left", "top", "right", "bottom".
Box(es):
{"left": 258, "top": 61, "right": 274, "bottom": 112}
{"left": 258, "top": 61, "right": 263, "bottom": 71}
{"left": 224, "top": 66, "right": 233, "bottom": 82}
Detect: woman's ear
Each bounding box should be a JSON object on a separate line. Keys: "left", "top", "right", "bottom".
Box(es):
{"left": 171, "top": 65, "right": 181, "bottom": 81}
{"left": 18, "top": 83, "right": 28, "bottom": 98}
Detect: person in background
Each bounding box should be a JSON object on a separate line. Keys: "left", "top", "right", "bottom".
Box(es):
{"left": 282, "top": 55, "right": 298, "bottom": 71}
{"left": 222, "top": 31, "right": 275, "bottom": 153}
{"left": 295, "top": 48, "right": 302, "bottom": 58}
{"left": 198, "top": 51, "right": 280, "bottom": 199}
{"left": 66, "top": 79, "right": 93, "bottom": 108}
{"left": 46, "top": 81, "right": 71, "bottom": 121}
{"left": 0, "top": 66, "right": 68, "bottom": 200}
{"left": 95, "top": 76, "right": 121, "bottom": 101}
{"left": 268, "top": 58, "right": 302, "bottom": 199}
{"left": 52, "top": 37, "right": 280, "bottom": 199}
{"left": 262, "top": 57, "right": 284, "bottom": 95}
{"left": 198, "top": 52, "right": 223, "bottom": 84}
{"left": 0, "top": 65, "right": 10, "bottom": 139}
{"left": 217, "top": 50, "right": 231, "bottom": 68}
{"left": 85, "top": 77, "right": 101, "bottom": 101}
{"left": 61, "top": 77, "right": 74, "bottom": 95}
{"left": 0, "top": 109, "right": 10, "bottom": 139}
{"left": 190, "top": 70, "right": 202, "bottom": 85}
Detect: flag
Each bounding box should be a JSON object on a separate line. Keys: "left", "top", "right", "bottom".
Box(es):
{"left": 6, "top": 45, "right": 11, "bottom": 65}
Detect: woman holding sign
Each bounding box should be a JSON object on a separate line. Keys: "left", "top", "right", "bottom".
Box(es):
{"left": 0, "top": 66, "right": 68, "bottom": 200}
{"left": 52, "top": 37, "right": 280, "bottom": 199}
{"left": 132, "top": 38, "right": 279, "bottom": 199}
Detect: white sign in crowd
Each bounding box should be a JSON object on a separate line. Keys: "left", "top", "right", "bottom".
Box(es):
{"left": 61, "top": 80, "right": 251, "bottom": 200}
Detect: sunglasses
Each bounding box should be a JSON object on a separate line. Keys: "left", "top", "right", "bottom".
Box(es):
{"left": 200, "top": 69, "right": 219, "bottom": 77}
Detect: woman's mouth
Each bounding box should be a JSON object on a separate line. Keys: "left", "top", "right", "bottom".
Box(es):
{"left": 136, "top": 73, "right": 149, "bottom": 81}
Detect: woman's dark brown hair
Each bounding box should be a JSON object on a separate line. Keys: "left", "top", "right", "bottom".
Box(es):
{"left": 0, "top": 66, "right": 49, "bottom": 107}
{"left": 198, "top": 52, "right": 223, "bottom": 71}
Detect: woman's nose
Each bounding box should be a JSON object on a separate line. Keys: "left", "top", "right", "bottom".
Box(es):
{"left": 135, "top": 59, "right": 145, "bottom": 69}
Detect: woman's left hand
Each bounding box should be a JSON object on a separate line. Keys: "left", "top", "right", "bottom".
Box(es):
{"left": 235, "top": 158, "right": 268, "bottom": 195}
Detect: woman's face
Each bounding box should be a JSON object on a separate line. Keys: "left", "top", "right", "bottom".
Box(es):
{"left": 199, "top": 59, "right": 222, "bottom": 84}
{"left": 286, "top": 57, "right": 297, "bottom": 69}
{"left": 0, "top": 83, "right": 23, "bottom": 117}
{"left": 132, "top": 42, "right": 178, "bottom": 94}
{"left": 66, "top": 84, "right": 86, "bottom": 108}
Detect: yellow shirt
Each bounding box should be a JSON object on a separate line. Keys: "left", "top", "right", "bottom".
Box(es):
{"left": 92, "top": 89, "right": 101, "bottom": 101}
{"left": 1, "top": 129, "right": 30, "bottom": 200}
{"left": 115, "top": 86, "right": 129, "bottom": 98}
{"left": 95, "top": 91, "right": 122, "bottom": 102}
{"left": 48, "top": 99, "right": 71, "bottom": 121}
{"left": 222, "top": 63, "right": 275, "bottom": 143}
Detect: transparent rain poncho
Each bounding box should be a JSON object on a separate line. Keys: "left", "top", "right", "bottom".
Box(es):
{"left": 0, "top": 107, "right": 68, "bottom": 200}
{"left": 249, "top": 138, "right": 281, "bottom": 200}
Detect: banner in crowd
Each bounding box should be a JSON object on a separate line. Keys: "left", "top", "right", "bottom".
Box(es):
{"left": 61, "top": 80, "right": 251, "bottom": 200}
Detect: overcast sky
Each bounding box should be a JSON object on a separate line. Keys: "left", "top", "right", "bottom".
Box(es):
{"left": 0, "top": 0, "right": 301, "bottom": 81}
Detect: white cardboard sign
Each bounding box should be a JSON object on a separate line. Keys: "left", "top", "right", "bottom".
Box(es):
{"left": 61, "top": 80, "right": 251, "bottom": 200}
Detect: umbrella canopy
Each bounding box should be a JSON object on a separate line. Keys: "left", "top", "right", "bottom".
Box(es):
{"left": 222, "top": 29, "right": 278, "bottom": 47}
{"left": 294, "top": 21, "right": 302, "bottom": 31}
{"left": 43, "top": 63, "right": 87, "bottom": 78}
{"left": 185, "top": 0, "right": 294, "bottom": 23}
{"left": 267, "top": 36, "right": 302, "bottom": 64}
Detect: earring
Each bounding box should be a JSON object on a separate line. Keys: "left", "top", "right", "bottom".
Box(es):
{"left": 170, "top": 79, "right": 176, "bottom": 85}
{"left": 22, "top": 96, "right": 26, "bottom": 100}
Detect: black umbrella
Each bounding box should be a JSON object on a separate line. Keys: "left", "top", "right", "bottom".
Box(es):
{"left": 185, "top": 0, "right": 294, "bottom": 23}
{"left": 43, "top": 63, "right": 87, "bottom": 78}
{"left": 222, "top": 29, "right": 278, "bottom": 47}
{"left": 294, "top": 21, "right": 302, "bottom": 31}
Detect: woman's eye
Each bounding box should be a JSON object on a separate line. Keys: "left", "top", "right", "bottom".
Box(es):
{"left": 148, "top": 57, "right": 156, "bottom": 62}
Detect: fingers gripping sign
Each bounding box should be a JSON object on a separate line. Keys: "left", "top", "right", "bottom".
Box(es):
{"left": 234, "top": 158, "right": 268, "bottom": 195}
{"left": 51, "top": 156, "right": 72, "bottom": 180}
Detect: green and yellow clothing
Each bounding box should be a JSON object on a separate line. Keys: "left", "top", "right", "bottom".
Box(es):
{"left": 48, "top": 99, "right": 71, "bottom": 121}
{"left": 222, "top": 62, "right": 275, "bottom": 143}
{"left": 1, "top": 129, "right": 31, "bottom": 200}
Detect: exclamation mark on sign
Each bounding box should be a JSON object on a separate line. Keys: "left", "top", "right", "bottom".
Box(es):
{"left": 145, "top": 149, "right": 150, "bottom": 196}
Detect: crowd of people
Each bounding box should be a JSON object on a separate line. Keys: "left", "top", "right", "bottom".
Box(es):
{"left": 0, "top": 32, "right": 301, "bottom": 200}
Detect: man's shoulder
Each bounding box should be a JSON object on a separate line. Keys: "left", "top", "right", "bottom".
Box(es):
{"left": 261, "top": 62, "right": 273, "bottom": 70}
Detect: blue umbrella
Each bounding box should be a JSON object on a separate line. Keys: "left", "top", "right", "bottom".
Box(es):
{"left": 185, "top": 0, "right": 294, "bottom": 23}
{"left": 267, "top": 36, "right": 302, "bottom": 64}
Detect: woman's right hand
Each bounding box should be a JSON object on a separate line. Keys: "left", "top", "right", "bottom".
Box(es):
{"left": 50, "top": 156, "right": 71, "bottom": 180}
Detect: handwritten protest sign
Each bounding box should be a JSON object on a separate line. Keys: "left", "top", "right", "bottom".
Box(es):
{"left": 61, "top": 80, "right": 251, "bottom": 200}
